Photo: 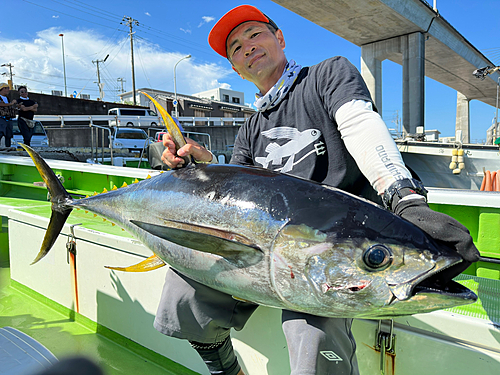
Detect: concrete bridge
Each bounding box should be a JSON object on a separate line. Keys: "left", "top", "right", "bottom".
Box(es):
{"left": 273, "top": 0, "right": 500, "bottom": 143}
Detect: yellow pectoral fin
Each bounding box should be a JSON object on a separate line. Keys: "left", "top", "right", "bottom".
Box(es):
{"left": 231, "top": 296, "right": 253, "bottom": 303}
{"left": 105, "top": 254, "right": 166, "bottom": 272}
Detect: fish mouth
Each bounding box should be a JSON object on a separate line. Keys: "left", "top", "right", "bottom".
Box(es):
{"left": 392, "top": 260, "right": 477, "bottom": 304}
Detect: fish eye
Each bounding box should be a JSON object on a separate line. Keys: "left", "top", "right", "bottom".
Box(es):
{"left": 362, "top": 245, "right": 392, "bottom": 270}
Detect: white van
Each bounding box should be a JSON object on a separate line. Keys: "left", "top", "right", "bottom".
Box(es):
{"left": 108, "top": 108, "right": 160, "bottom": 127}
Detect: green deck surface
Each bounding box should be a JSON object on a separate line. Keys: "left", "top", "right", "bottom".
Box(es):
{"left": 0, "top": 195, "right": 198, "bottom": 375}
{"left": 0, "top": 265, "right": 198, "bottom": 375}
{"left": 448, "top": 274, "right": 500, "bottom": 325}
{"left": 0, "top": 196, "right": 134, "bottom": 238}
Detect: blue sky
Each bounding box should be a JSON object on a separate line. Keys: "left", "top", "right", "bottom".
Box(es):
{"left": 1, "top": 0, "right": 499, "bottom": 141}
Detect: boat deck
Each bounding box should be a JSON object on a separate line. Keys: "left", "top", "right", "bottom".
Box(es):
{"left": 2, "top": 155, "right": 500, "bottom": 374}
{"left": 0, "top": 264, "right": 197, "bottom": 375}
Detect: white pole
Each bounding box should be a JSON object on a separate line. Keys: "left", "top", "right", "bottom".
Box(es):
{"left": 173, "top": 54, "right": 191, "bottom": 118}
{"left": 59, "top": 34, "right": 67, "bottom": 97}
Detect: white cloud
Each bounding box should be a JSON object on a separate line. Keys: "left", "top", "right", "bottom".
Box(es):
{"left": 52, "top": 15, "right": 59, "bottom": 19}
{"left": 180, "top": 28, "right": 191, "bottom": 34}
{"left": 198, "top": 16, "right": 215, "bottom": 28}
{"left": 0, "top": 27, "right": 232, "bottom": 101}
{"left": 145, "top": 12, "right": 151, "bottom": 17}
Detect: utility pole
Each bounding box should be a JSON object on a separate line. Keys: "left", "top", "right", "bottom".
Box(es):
{"left": 1, "top": 63, "right": 14, "bottom": 88}
{"left": 117, "top": 77, "right": 126, "bottom": 102}
{"left": 122, "top": 16, "right": 139, "bottom": 105}
{"left": 117, "top": 77, "right": 126, "bottom": 93}
{"left": 92, "top": 54, "right": 109, "bottom": 100}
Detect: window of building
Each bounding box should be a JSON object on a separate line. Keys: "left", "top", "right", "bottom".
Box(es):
{"left": 232, "top": 97, "right": 240, "bottom": 104}
{"left": 194, "top": 109, "right": 207, "bottom": 117}
{"left": 222, "top": 94, "right": 229, "bottom": 102}
{"left": 194, "top": 109, "right": 208, "bottom": 125}
{"left": 243, "top": 112, "right": 252, "bottom": 118}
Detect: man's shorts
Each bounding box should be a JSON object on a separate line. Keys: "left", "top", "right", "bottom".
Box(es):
{"left": 154, "top": 267, "right": 359, "bottom": 374}
{"left": 154, "top": 268, "right": 258, "bottom": 343}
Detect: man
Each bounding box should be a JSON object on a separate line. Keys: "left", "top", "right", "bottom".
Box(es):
{"left": 158, "top": 5, "right": 479, "bottom": 375}
{"left": 0, "top": 83, "right": 17, "bottom": 148}
{"left": 17, "top": 86, "right": 38, "bottom": 147}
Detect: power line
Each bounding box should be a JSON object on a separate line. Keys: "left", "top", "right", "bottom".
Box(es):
{"left": 59, "top": 0, "right": 125, "bottom": 20}
{"left": 136, "top": 24, "right": 212, "bottom": 53}
{"left": 49, "top": 0, "right": 122, "bottom": 24}
{"left": 15, "top": 68, "right": 93, "bottom": 81}
{"left": 135, "top": 45, "right": 153, "bottom": 92}
{"left": 15, "top": 75, "right": 105, "bottom": 92}
{"left": 22, "top": 0, "right": 127, "bottom": 32}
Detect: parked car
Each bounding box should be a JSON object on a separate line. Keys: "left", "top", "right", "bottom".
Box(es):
{"left": 108, "top": 107, "right": 160, "bottom": 127}
{"left": 11, "top": 119, "right": 49, "bottom": 147}
{"left": 110, "top": 127, "right": 154, "bottom": 152}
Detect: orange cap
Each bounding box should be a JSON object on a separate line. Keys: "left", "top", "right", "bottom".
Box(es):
{"left": 208, "top": 5, "right": 278, "bottom": 58}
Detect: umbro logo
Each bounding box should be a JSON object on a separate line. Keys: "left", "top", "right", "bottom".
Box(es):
{"left": 320, "top": 351, "right": 343, "bottom": 362}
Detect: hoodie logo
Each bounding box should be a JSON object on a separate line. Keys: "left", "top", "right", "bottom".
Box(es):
{"left": 255, "top": 127, "right": 323, "bottom": 172}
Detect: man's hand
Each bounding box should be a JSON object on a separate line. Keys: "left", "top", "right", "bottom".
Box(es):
{"left": 161, "top": 133, "right": 213, "bottom": 169}
{"left": 394, "top": 197, "right": 480, "bottom": 263}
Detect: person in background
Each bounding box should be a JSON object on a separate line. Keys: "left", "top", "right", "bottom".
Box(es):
{"left": 158, "top": 5, "right": 480, "bottom": 375}
{"left": 0, "top": 83, "right": 17, "bottom": 148}
{"left": 17, "top": 86, "right": 38, "bottom": 146}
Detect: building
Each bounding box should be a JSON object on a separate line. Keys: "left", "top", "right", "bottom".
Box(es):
{"left": 118, "top": 88, "right": 255, "bottom": 124}
{"left": 118, "top": 88, "right": 255, "bottom": 155}
{"left": 192, "top": 88, "right": 244, "bottom": 105}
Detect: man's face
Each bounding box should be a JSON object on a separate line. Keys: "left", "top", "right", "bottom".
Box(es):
{"left": 226, "top": 21, "right": 285, "bottom": 85}
{"left": 0, "top": 87, "right": 9, "bottom": 96}
{"left": 19, "top": 88, "right": 28, "bottom": 98}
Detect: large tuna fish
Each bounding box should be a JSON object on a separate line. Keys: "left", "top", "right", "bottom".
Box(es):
{"left": 22, "top": 145, "right": 476, "bottom": 319}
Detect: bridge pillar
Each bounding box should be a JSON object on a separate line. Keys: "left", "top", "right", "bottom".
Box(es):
{"left": 361, "top": 32, "right": 425, "bottom": 137}
{"left": 361, "top": 38, "right": 402, "bottom": 114}
{"left": 402, "top": 32, "right": 425, "bottom": 136}
{"left": 456, "top": 92, "right": 470, "bottom": 143}
{"left": 361, "top": 46, "right": 382, "bottom": 113}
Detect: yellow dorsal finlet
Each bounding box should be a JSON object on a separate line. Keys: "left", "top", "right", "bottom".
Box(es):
{"left": 121, "top": 182, "right": 128, "bottom": 188}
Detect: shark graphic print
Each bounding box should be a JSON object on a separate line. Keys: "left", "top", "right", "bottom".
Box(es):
{"left": 254, "top": 127, "right": 324, "bottom": 173}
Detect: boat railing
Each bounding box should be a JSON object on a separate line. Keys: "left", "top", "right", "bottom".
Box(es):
{"left": 34, "top": 115, "right": 116, "bottom": 127}
{"left": 89, "top": 124, "right": 113, "bottom": 165}
{"left": 34, "top": 115, "right": 248, "bottom": 128}
{"left": 178, "top": 116, "right": 247, "bottom": 126}
{"left": 146, "top": 127, "right": 212, "bottom": 151}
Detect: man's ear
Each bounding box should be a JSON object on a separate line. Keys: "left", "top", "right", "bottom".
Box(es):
{"left": 275, "top": 29, "right": 286, "bottom": 50}
{"left": 232, "top": 66, "right": 245, "bottom": 80}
